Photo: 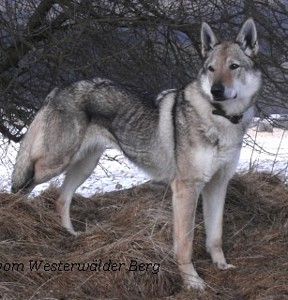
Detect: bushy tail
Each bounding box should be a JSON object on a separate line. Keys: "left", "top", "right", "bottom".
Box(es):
{"left": 11, "top": 135, "right": 35, "bottom": 193}
{"left": 11, "top": 106, "right": 49, "bottom": 193}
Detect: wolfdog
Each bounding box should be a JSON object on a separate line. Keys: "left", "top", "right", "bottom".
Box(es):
{"left": 11, "top": 19, "right": 261, "bottom": 290}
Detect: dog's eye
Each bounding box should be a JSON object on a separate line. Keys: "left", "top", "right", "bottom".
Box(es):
{"left": 230, "top": 63, "right": 239, "bottom": 70}
{"left": 208, "top": 66, "right": 215, "bottom": 72}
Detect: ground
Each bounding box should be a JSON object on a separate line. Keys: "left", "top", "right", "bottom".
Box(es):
{"left": 0, "top": 173, "right": 287, "bottom": 299}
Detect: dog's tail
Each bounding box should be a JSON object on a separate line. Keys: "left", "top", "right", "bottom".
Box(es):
{"left": 11, "top": 107, "right": 46, "bottom": 193}
{"left": 11, "top": 136, "right": 35, "bottom": 194}
{"left": 11, "top": 89, "right": 88, "bottom": 194}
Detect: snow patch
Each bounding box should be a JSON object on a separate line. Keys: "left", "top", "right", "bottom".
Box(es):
{"left": 0, "top": 127, "right": 287, "bottom": 197}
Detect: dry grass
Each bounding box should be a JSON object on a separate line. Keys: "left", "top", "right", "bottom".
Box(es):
{"left": 0, "top": 172, "right": 287, "bottom": 299}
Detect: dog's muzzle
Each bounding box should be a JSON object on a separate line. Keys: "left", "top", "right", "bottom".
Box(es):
{"left": 211, "top": 84, "right": 237, "bottom": 101}
{"left": 211, "top": 84, "right": 225, "bottom": 101}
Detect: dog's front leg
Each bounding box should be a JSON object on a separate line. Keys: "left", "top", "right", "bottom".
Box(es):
{"left": 202, "top": 173, "right": 235, "bottom": 270}
{"left": 171, "top": 178, "right": 205, "bottom": 290}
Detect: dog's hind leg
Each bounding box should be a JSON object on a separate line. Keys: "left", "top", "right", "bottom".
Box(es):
{"left": 12, "top": 105, "right": 88, "bottom": 194}
{"left": 202, "top": 172, "right": 235, "bottom": 270}
{"left": 56, "top": 150, "right": 103, "bottom": 235}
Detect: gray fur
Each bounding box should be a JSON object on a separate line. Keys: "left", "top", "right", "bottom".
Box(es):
{"left": 236, "top": 18, "right": 259, "bottom": 57}
{"left": 201, "top": 22, "right": 219, "bottom": 57}
{"left": 11, "top": 19, "right": 261, "bottom": 291}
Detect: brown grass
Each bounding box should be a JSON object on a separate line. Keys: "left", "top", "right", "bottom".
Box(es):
{"left": 0, "top": 172, "right": 287, "bottom": 299}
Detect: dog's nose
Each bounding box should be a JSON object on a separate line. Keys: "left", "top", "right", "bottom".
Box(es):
{"left": 211, "top": 84, "right": 225, "bottom": 101}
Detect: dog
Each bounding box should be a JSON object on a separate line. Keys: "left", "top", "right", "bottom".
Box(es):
{"left": 11, "top": 18, "right": 261, "bottom": 290}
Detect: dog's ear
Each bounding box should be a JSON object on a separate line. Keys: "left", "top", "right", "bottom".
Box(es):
{"left": 236, "top": 18, "right": 258, "bottom": 57}
{"left": 201, "top": 22, "right": 218, "bottom": 57}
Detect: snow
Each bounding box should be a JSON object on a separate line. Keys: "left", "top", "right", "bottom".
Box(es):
{"left": 0, "top": 126, "right": 287, "bottom": 197}
{"left": 238, "top": 128, "right": 288, "bottom": 178}
{"left": 0, "top": 142, "right": 150, "bottom": 197}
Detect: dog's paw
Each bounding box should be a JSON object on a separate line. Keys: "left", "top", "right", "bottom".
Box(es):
{"left": 66, "top": 227, "right": 80, "bottom": 236}
{"left": 216, "top": 262, "right": 236, "bottom": 270}
{"left": 179, "top": 263, "right": 206, "bottom": 291}
{"left": 184, "top": 275, "right": 206, "bottom": 291}
{"left": 209, "top": 246, "right": 235, "bottom": 270}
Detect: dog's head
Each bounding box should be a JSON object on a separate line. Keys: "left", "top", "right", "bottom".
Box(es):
{"left": 199, "top": 19, "right": 261, "bottom": 115}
